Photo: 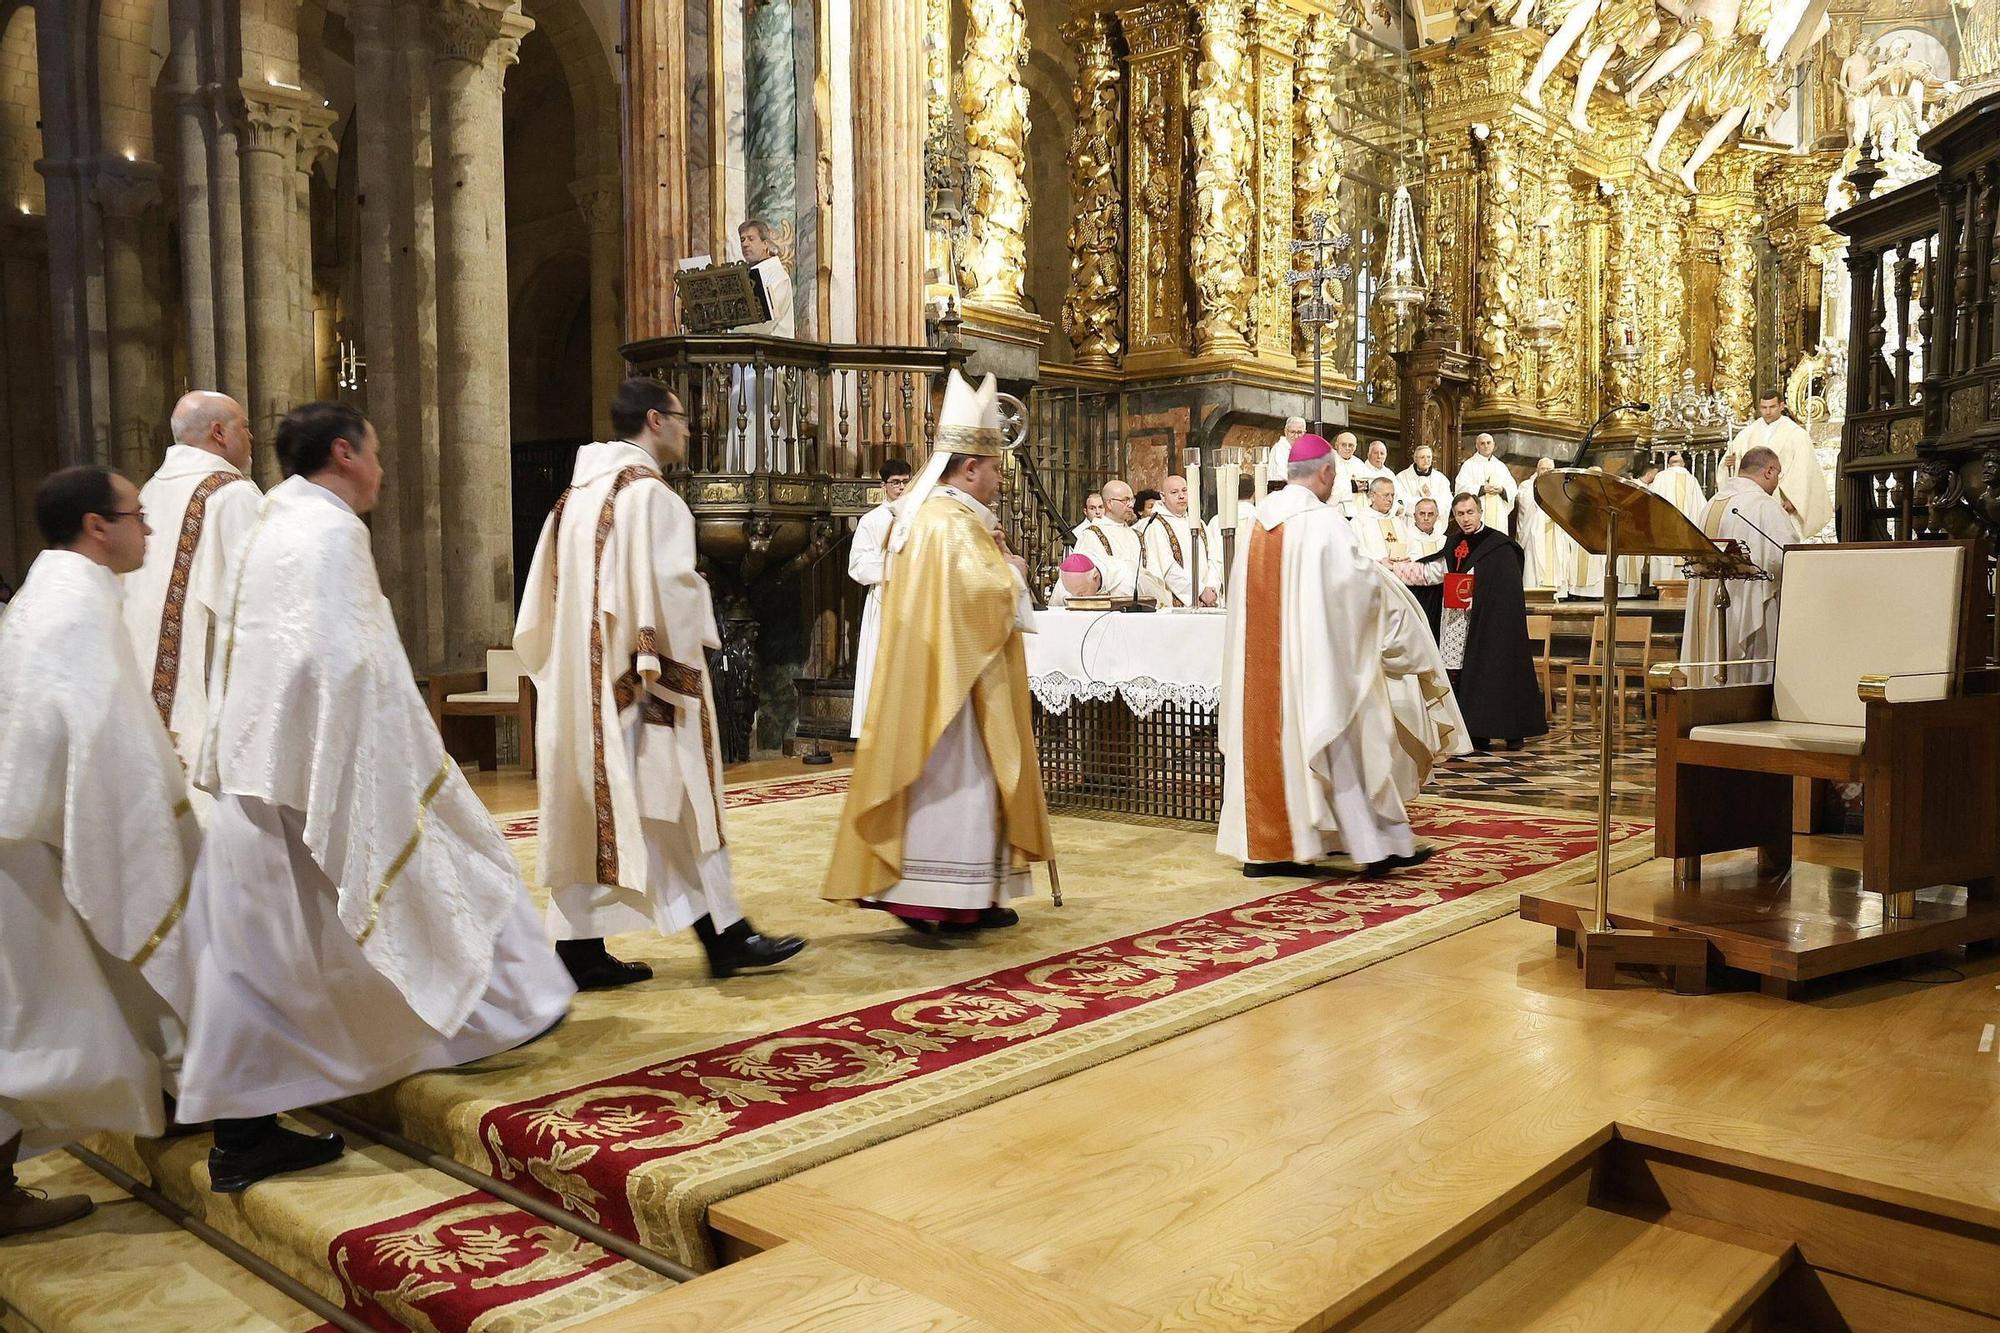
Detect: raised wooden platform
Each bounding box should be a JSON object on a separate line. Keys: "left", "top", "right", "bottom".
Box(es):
{"left": 1519, "top": 849, "right": 2000, "bottom": 997}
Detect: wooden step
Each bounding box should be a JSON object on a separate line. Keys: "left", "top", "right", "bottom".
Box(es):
{"left": 1424, "top": 1206, "right": 1790, "bottom": 1332}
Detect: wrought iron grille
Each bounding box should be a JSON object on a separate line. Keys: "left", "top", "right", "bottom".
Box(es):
{"left": 1033, "top": 698, "right": 1222, "bottom": 825}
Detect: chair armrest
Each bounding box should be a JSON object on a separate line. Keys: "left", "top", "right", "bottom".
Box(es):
{"left": 428, "top": 670, "right": 486, "bottom": 709}
{"left": 1858, "top": 671, "right": 1952, "bottom": 704}
{"left": 1659, "top": 681, "right": 1774, "bottom": 732}
{"left": 1647, "top": 659, "right": 1775, "bottom": 690}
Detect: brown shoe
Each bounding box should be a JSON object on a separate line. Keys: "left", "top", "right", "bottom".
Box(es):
{"left": 0, "top": 1179, "right": 95, "bottom": 1236}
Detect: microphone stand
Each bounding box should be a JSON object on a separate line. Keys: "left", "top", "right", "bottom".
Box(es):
{"left": 1575, "top": 401, "right": 1652, "bottom": 467}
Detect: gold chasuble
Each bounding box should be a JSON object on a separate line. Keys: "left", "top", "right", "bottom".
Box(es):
{"left": 823, "top": 492, "right": 1053, "bottom": 899}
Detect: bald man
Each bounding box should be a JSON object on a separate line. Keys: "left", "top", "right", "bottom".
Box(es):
{"left": 1330, "top": 431, "right": 1367, "bottom": 518}
{"left": 123, "top": 392, "right": 263, "bottom": 797}
{"left": 1075, "top": 478, "right": 1143, "bottom": 569}
{"left": 1266, "top": 416, "right": 1309, "bottom": 478}
{"left": 1453, "top": 432, "right": 1516, "bottom": 534}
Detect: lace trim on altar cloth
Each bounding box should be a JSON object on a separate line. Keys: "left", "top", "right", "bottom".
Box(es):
{"left": 1029, "top": 672, "right": 1218, "bottom": 717}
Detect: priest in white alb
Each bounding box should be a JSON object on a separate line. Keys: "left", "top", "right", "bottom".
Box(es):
{"left": 825, "top": 372, "right": 1053, "bottom": 932}
{"left": 1075, "top": 478, "right": 1143, "bottom": 569}
{"left": 1682, "top": 446, "right": 1792, "bottom": 686}
{"left": 1330, "top": 431, "right": 1368, "bottom": 518}
{"left": 1514, "top": 456, "right": 1556, "bottom": 588}
{"left": 1454, "top": 433, "right": 1517, "bottom": 534}
{"left": 848, "top": 457, "right": 913, "bottom": 739}
{"left": 1265, "top": 416, "right": 1308, "bottom": 481}
{"left": 1725, "top": 389, "right": 1831, "bottom": 538}
{"left": 1139, "top": 474, "right": 1218, "bottom": 607}
{"left": 122, "top": 391, "right": 262, "bottom": 795}
{"left": 1409, "top": 498, "right": 1447, "bottom": 558}
{"left": 517, "top": 379, "right": 806, "bottom": 987}
{"left": 0, "top": 467, "right": 200, "bottom": 1235}
{"left": 1648, "top": 450, "right": 1711, "bottom": 584}
{"left": 1352, "top": 477, "right": 1419, "bottom": 561}
{"left": 179, "top": 403, "right": 574, "bottom": 1194}
{"left": 1218, "top": 435, "right": 1463, "bottom": 878}
{"left": 1353, "top": 440, "right": 1398, "bottom": 509}
{"left": 1397, "top": 443, "right": 1454, "bottom": 517}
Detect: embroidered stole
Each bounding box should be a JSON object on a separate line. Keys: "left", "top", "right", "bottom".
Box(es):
{"left": 150, "top": 471, "right": 249, "bottom": 732}
{"left": 1242, "top": 523, "right": 1293, "bottom": 862}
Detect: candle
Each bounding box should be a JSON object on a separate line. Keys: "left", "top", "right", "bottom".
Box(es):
{"left": 1253, "top": 461, "right": 1269, "bottom": 499}
{"left": 1214, "top": 463, "right": 1238, "bottom": 531}
{"left": 1184, "top": 450, "right": 1203, "bottom": 525}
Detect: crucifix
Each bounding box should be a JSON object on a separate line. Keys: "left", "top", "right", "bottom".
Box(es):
{"left": 1288, "top": 211, "right": 1354, "bottom": 430}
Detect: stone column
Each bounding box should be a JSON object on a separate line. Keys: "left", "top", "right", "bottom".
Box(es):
{"left": 852, "top": 0, "right": 923, "bottom": 343}
{"left": 36, "top": 157, "right": 111, "bottom": 465}
{"left": 93, "top": 160, "right": 168, "bottom": 478}
{"left": 573, "top": 174, "right": 624, "bottom": 438}
{"left": 1187, "top": 0, "right": 1254, "bottom": 359}
{"left": 1061, "top": 10, "right": 1123, "bottom": 370}
{"left": 167, "top": 0, "right": 216, "bottom": 388}
{"left": 239, "top": 85, "right": 305, "bottom": 482}
{"left": 296, "top": 107, "right": 339, "bottom": 405}
{"left": 1248, "top": 3, "right": 1308, "bottom": 365}
{"left": 625, "top": 0, "right": 691, "bottom": 339}
{"left": 957, "top": 0, "right": 1030, "bottom": 314}
{"left": 429, "top": 0, "right": 530, "bottom": 669}
{"left": 1120, "top": 2, "right": 1191, "bottom": 371}
{"left": 207, "top": 85, "right": 250, "bottom": 401}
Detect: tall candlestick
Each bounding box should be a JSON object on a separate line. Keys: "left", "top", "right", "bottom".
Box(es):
{"left": 1214, "top": 462, "right": 1238, "bottom": 531}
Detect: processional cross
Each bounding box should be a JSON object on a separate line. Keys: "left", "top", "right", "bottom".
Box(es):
{"left": 1288, "top": 212, "right": 1354, "bottom": 429}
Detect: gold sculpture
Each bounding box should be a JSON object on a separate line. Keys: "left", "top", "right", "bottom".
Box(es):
{"left": 958, "top": 0, "right": 1031, "bottom": 312}
{"left": 1063, "top": 11, "right": 1124, "bottom": 368}
{"left": 1250, "top": 5, "right": 1309, "bottom": 364}
{"left": 1292, "top": 6, "right": 1347, "bottom": 365}
{"left": 1474, "top": 128, "right": 1523, "bottom": 405}
{"left": 1713, "top": 211, "right": 1757, "bottom": 407}
{"left": 1187, "top": 0, "right": 1255, "bottom": 357}
{"left": 1121, "top": 1, "right": 1190, "bottom": 361}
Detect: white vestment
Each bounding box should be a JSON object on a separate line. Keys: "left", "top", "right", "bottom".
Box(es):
{"left": 868, "top": 488, "right": 1035, "bottom": 913}
{"left": 517, "top": 442, "right": 744, "bottom": 940}
{"left": 1396, "top": 465, "right": 1454, "bottom": 517}
{"left": 1352, "top": 461, "right": 1399, "bottom": 512}
{"left": 849, "top": 501, "right": 894, "bottom": 738}
{"left": 0, "top": 552, "right": 198, "bottom": 1152}
{"left": 1332, "top": 454, "right": 1368, "bottom": 518}
{"left": 1408, "top": 523, "right": 1448, "bottom": 559}
{"left": 121, "top": 445, "right": 262, "bottom": 793}
{"left": 1217, "top": 485, "right": 1465, "bottom": 867}
{"left": 1138, "top": 511, "right": 1218, "bottom": 606}
{"left": 737, "top": 256, "right": 795, "bottom": 339}
{"left": 1353, "top": 508, "right": 1420, "bottom": 562}
{"left": 1649, "top": 464, "right": 1710, "bottom": 583}
{"left": 1681, "top": 477, "right": 1791, "bottom": 687}
{"left": 1454, "top": 453, "right": 1517, "bottom": 534}
{"left": 1073, "top": 516, "right": 1142, "bottom": 569}
{"left": 1514, "top": 479, "right": 1554, "bottom": 589}
{"left": 1728, "top": 416, "right": 1831, "bottom": 539}
{"left": 1267, "top": 435, "right": 1298, "bottom": 473}
{"left": 180, "top": 477, "right": 571, "bottom": 1121}
{"left": 725, "top": 256, "right": 798, "bottom": 469}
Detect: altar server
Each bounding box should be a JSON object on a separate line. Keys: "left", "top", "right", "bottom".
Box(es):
{"left": 518, "top": 380, "right": 806, "bottom": 987}
{"left": 179, "top": 403, "right": 574, "bottom": 1191}
{"left": 849, "top": 458, "right": 913, "bottom": 738}
{"left": 825, "top": 371, "right": 1054, "bottom": 932}
{"left": 0, "top": 467, "right": 199, "bottom": 1234}
{"left": 1682, "top": 446, "right": 1792, "bottom": 686}
{"left": 1353, "top": 440, "right": 1398, "bottom": 508}
{"left": 1726, "top": 390, "right": 1830, "bottom": 538}
{"left": 122, "top": 391, "right": 262, "bottom": 789}
{"left": 1047, "top": 549, "right": 1170, "bottom": 607}
{"left": 1397, "top": 444, "right": 1455, "bottom": 517}
{"left": 1353, "top": 477, "right": 1419, "bottom": 561}
{"left": 1218, "top": 435, "right": 1457, "bottom": 879}
{"left": 1076, "top": 478, "right": 1142, "bottom": 568}
{"left": 1139, "top": 474, "right": 1218, "bottom": 607}
{"left": 1454, "top": 433, "right": 1517, "bottom": 534}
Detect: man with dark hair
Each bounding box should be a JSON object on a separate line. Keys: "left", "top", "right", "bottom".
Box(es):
{"left": 1, "top": 465, "right": 199, "bottom": 1233}
{"left": 848, "top": 456, "right": 915, "bottom": 739}
{"left": 1725, "top": 387, "right": 1831, "bottom": 537}
{"left": 518, "top": 379, "right": 805, "bottom": 987}
{"left": 176, "top": 403, "right": 573, "bottom": 1192}
{"left": 735, "top": 219, "right": 794, "bottom": 340}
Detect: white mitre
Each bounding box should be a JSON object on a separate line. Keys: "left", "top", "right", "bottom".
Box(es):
{"left": 890, "top": 369, "right": 1002, "bottom": 555}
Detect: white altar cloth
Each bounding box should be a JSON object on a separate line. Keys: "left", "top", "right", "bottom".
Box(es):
{"left": 1025, "top": 608, "right": 1225, "bottom": 716}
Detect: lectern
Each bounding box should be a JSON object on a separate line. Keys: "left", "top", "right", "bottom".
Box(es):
{"left": 1530, "top": 469, "right": 1764, "bottom": 990}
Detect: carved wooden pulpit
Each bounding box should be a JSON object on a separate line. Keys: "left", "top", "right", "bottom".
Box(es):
{"left": 1394, "top": 294, "right": 1478, "bottom": 476}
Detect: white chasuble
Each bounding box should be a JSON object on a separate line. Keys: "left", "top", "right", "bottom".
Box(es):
{"left": 1453, "top": 453, "right": 1518, "bottom": 534}
{"left": 1218, "top": 485, "right": 1457, "bottom": 867}
{"left": 122, "top": 444, "right": 261, "bottom": 789}
{"left": 1681, "top": 477, "right": 1791, "bottom": 686}
{"left": 181, "top": 478, "right": 568, "bottom": 1122}
{"left": 1396, "top": 465, "right": 1454, "bottom": 516}
{"left": 516, "top": 442, "right": 741, "bottom": 939}
{"left": 1140, "top": 511, "right": 1217, "bottom": 606}
{"left": 1729, "top": 416, "right": 1831, "bottom": 539}
{"left": 1648, "top": 466, "right": 1710, "bottom": 583}
{"left": 0, "top": 551, "right": 200, "bottom": 1150}
{"left": 849, "top": 501, "right": 894, "bottom": 739}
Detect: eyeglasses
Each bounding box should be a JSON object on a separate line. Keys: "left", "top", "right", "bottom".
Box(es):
{"left": 99, "top": 508, "right": 146, "bottom": 524}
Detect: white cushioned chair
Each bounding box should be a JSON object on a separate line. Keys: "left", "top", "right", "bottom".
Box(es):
{"left": 1653, "top": 540, "right": 1999, "bottom": 914}
{"left": 427, "top": 647, "right": 536, "bottom": 775}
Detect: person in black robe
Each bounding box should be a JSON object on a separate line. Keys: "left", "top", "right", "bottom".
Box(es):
{"left": 1409, "top": 494, "right": 1547, "bottom": 750}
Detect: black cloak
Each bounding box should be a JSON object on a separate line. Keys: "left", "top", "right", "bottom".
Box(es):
{"left": 1418, "top": 525, "right": 1548, "bottom": 743}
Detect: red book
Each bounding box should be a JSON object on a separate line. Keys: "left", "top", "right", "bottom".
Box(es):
{"left": 1443, "top": 571, "right": 1475, "bottom": 610}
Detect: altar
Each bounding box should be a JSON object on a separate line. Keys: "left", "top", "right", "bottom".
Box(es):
{"left": 1026, "top": 609, "right": 1226, "bottom": 824}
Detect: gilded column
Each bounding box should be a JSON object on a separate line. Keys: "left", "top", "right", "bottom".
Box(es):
{"left": 625, "top": 0, "right": 690, "bottom": 339}
{"left": 1293, "top": 4, "right": 1348, "bottom": 366}
{"left": 572, "top": 173, "right": 625, "bottom": 438}
{"left": 1601, "top": 185, "right": 1641, "bottom": 409}
{"left": 1712, "top": 195, "right": 1758, "bottom": 407}
{"left": 1187, "top": 0, "right": 1254, "bottom": 358}
{"left": 1061, "top": 9, "right": 1123, "bottom": 369}
{"left": 239, "top": 86, "right": 305, "bottom": 484}
{"left": 855, "top": 0, "right": 924, "bottom": 343}
{"left": 93, "top": 162, "right": 167, "bottom": 479}
{"left": 958, "top": 0, "right": 1031, "bottom": 313}
{"left": 1473, "top": 128, "right": 1523, "bottom": 407}
{"left": 429, "top": 0, "right": 530, "bottom": 668}
{"left": 1248, "top": 3, "right": 1309, "bottom": 365}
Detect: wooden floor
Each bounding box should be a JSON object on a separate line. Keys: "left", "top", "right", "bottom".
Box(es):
{"left": 583, "top": 833, "right": 2000, "bottom": 1330}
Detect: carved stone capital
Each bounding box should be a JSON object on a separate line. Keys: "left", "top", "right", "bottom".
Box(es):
{"left": 297, "top": 104, "right": 340, "bottom": 176}
{"left": 569, "top": 173, "right": 622, "bottom": 231}
{"left": 428, "top": 0, "right": 524, "bottom": 66}
{"left": 90, "top": 159, "right": 163, "bottom": 220}
{"left": 237, "top": 82, "right": 312, "bottom": 156}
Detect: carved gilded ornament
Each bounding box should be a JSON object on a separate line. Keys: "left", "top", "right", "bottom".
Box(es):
{"left": 1121, "top": 2, "right": 1189, "bottom": 357}
{"left": 957, "top": 0, "right": 1032, "bottom": 311}
{"left": 1712, "top": 209, "right": 1758, "bottom": 406}
{"left": 1473, "top": 130, "right": 1523, "bottom": 404}
{"left": 1187, "top": 0, "right": 1256, "bottom": 356}
{"left": 1251, "top": 5, "right": 1309, "bottom": 363}
{"left": 1062, "top": 11, "right": 1124, "bottom": 368}
{"left": 1293, "top": 7, "right": 1347, "bottom": 361}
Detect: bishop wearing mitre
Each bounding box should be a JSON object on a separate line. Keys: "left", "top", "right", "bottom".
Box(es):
{"left": 517, "top": 378, "right": 806, "bottom": 987}
{"left": 1219, "top": 435, "right": 1463, "bottom": 878}
{"left": 1682, "top": 447, "right": 1792, "bottom": 686}
{"left": 122, "top": 391, "right": 262, "bottom": 796}
{"left": 1454, "top": 433, "right": 1517, "bottom": 534}
{"left": 178, "top": 403, "right": 574, "bottom": 1193}
{"left": 1726, "top": 390, "right": 1830, "bottom": 539}
{"left": 0, "top": 467, "right": 201, "bottom": 1235}
{"left": 825, "top": 371, "right": 1054, "bottom": 932}
{"left": 1139, "top": 474, "right": 1218, "bottom": 607}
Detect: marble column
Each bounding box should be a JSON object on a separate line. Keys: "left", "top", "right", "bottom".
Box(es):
{"left": 625, "top": 0, "right": 691, "bottom": 339}
{"left": 93, "top": 160, "right": 167, "bottom": 478}
{"left": 744, "top": 0, "right": 797, "bottom": 232}
{"left": 572, "top": 173, "right": 624, "bottom": 439}
{"left": 207, "top": 85, "right": 250, "bottom": 402}
{"left": 957, "top": 0, "right": 1030, "bottom": 314}
{"left": 239, "top": 86, "right": 304, "bottom": 483}
{"left": 168, "top": 0, "right": 216, "bottom": 388}
{"left": 852, "top": 0, "right": 923, "bottom": 344}
{"left": 429, "top": 0, "right": 529, "bottom": 669}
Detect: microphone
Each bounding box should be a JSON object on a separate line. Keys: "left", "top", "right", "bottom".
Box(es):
{"left": 1630, "top": 401, "right": 1651, "bottom": 412}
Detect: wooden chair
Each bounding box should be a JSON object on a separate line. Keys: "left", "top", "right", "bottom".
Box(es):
{"left": 1562, "top": 615, "right": 1654, "bottom": 733}
{"left": 1652, "top": 540, "right": 2000, "bottom": 916}
{"left": 428, "top": 647, "right": 536, "bottom": 774}
{"left": 1526, "top": 614, "right": 1558, "bottom": 720}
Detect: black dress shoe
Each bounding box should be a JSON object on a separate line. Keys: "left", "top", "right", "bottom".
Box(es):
{"left": 1362, "top": 846, "right": 1437, "bottom": 880}
{"left": 1243, "top": 860, "right": 1329, "bottom": 879}
{"left": 943, "top": 906, "right": 1021, "bottom": 933}
{"left": 208, "top": 1125, "right": 345, "bottom": 1194}
{"left": 699, "top": 919, "right": 808, "bottom": 978}
{"left": 556, "top": 938, "right": 654, "bottom": 991}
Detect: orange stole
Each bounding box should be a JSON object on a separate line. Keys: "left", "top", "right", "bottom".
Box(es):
{"left": 1243, "top": 523, "right": 1293, "bottom": 861}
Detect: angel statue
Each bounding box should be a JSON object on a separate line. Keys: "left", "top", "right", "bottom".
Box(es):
{"left": 1518, "top": 0, "right": 1667, "bottom": 133}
